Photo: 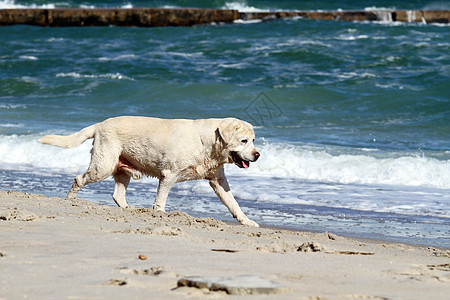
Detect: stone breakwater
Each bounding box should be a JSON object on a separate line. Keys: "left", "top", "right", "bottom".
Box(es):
{"left": 0, "top": 8, "right": 238, "bottom": 27}
{"left": 0, "top": 8, "right": 448, "bottom": 27}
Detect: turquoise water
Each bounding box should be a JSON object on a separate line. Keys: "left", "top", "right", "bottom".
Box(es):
{"left": 0, "top": 0, "right": 449, "bottom": 247}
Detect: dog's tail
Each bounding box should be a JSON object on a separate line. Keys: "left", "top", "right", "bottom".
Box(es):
{"left": 39, "top": 124, "right": 97, "bottom": 148}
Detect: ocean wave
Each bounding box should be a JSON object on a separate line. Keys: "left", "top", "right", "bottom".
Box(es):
{"left": 233, "top": 19, "right": 263, "bottom": 25}
{"left": 0, "top": 135, "right": 448, "bottom": 190}
{"left": 364, "top": 6, "right": 397, "bottom": 11}
{"left": 120, "top": 3, "right": 132, "bottom": 9}
{"left": 335, "top": 34, "right": 370, "bottom": 41}
{"left": 0, "top": 124, "right": 23, "bottom": 128}
{"left": 0, "top": 0, "right": 133, "bottom": 9}
{"left": 0, "top": 0, "right": 264, "bottom": 11}
{"left": 246, "top": 143, "right": 450, "bottom": 189}
{"left": 0, "top": 135, "right": 90, "bottom": 174}
{"left": 97, "top": 54, "right": 137, "bottom": 62}
{"left": 222, "top": 1, "right": 269, "bottom": 12}
{"left": 19, "top": 55, "right": 39, "bottom": 61}
{"left": 0, "top": 0, "right": 57, "bottom": 8}
{"left": 55, "top": 72, "right": 134, "bottom": 81}
{"left": 0, "top": 103, "right": 27, "bottom": 109}
{"left": 78, "top": 3, "right": 133, "bottom": 9}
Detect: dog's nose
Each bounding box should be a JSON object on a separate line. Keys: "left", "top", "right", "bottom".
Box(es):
{"left": 254, "top": 152, "right": 260, "bottom": 161}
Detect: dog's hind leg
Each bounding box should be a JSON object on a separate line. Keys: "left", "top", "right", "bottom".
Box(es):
{"left": 66, "top": 166, "right": 116, "bottom": 200}
{"left": 113, "top": 171, "right": 131, "bottom": 208}
{"left": 66, "top": 141, "right": 120, "bottom": 200}
{"left": 66, "top": 175, "right": 85, "bottom": 200}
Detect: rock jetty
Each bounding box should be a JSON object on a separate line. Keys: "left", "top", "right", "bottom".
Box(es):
{"left": 0, "top": 8, "right": 448, "bottom": 27}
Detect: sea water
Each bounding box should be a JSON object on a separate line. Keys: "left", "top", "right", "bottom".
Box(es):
{"left": 0, "top": 0, "right": 449, "bottom": 248}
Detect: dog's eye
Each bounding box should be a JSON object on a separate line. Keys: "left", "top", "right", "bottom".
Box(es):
{"left": 241, "top": 139, "right": 248, "bottom": 144}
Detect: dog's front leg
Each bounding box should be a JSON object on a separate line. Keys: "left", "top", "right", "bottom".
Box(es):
{"left": 153, "top": 171, "right": 177, "bottom": 212}
{"left": 209, "top": 167, "right": 259, "bottom": 227}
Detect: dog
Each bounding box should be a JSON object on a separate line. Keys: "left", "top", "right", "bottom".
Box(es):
{"left": 39, "top": 116, "right": 260, "bottom": 227}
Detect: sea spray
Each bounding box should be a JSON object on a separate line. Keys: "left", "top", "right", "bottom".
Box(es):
{"left": 1, "top": 135, "right": 448, "bottom": 190}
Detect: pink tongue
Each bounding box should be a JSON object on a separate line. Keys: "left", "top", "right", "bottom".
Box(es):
{"left": 242, "top": 160, "right": 249, "bottom": 168}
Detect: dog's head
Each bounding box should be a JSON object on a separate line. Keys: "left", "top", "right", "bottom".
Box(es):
{"left": 218, "top": 118, "right": 260, "bottom": 169}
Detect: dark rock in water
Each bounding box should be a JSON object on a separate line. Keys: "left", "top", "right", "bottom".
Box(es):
{"left": 177, "top": 275, "right": 288, "bottom": 295}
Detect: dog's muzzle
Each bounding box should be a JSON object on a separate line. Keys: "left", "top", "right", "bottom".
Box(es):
{"left": 231, "top": 151, "right": 260, "bottom": 169}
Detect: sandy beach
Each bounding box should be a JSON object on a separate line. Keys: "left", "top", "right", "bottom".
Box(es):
{"left": 0, "top": 189, "right": 449, "bottom": 299}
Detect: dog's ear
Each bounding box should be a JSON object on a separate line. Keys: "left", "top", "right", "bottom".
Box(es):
{"left": 217, "top": 118, "right": 242, "bottom": 144}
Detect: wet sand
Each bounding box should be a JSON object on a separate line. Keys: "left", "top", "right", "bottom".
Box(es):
{"left": 0, "top": 190, "right": 449, "bottom": 299}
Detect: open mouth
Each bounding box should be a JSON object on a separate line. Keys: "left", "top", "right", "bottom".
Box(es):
{"left": 231, "top": 151, "right": 250, "bottom": 169}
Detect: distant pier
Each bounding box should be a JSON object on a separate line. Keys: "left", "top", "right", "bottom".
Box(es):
{"left": 0, "top": 8, "right": 448, "bottom": 27}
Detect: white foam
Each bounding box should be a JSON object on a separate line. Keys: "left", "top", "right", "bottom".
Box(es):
{"left": 121, "top": 3, "right": 133, "bottom": 9}
{"left": 79, "top": 5, "right": 95, "bottom": 9}
{"left": 1, "top": 135, "right": 448, "bottom": 190}
{"left": 56, "top": 72, "right": 134, "bottom": 81}
{"left": 222, "top": 1, "right": 269, "bottom": 12}
{"left": 229, "top": 142, "right": 450, "bottom": 190}
{"left": 364, "top": 6, "right": 397, "bottom": 11}
{"left": 1, "top": 135, "right": 448, "bottom": 219}
{"left": 336, "top": 34, "right": 371, "bottom": 41}
{"left": 0, "top": 123, "right": 23, "bottom": 128}
{"left": 98, "top": 54, "right": 137, "bottom": 61}
{"left": 233, "top": 19, "right": 263, "bottom": 24}
{"left": 0, "top": 103, "right": 27, "bottom": 109}
{"left": 0, "top": 0, "right": 132, "bottom": 9}
{"left": 218, "top": 62, "right": 248, "bottom": 68}
{"left": 19, "top": 55, "right": 38, "bottom": 61}
{"left": 0, "top": 135, "right": 90, "bottom": 174}
{"left": 0, "top": 0, "right": 56, "bottom": 9}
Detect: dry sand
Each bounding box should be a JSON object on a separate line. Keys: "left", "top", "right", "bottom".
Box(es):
{"left": 0, "top": 189, "right": 449, "bottom": 299}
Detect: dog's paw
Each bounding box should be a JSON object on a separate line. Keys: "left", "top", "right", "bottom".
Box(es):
{"left": 65, "top": 194, "right": 77, "bottom": 201}
{"left": 153, "top": 205, "right": 166, "bottom": 212}
{"left": 240, "top": 218, "right": 259, "bottom": 227}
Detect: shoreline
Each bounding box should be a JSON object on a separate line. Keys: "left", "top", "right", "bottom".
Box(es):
{"left": 1, "top": 165, "right": 448, "bottom": 249}
{"left": 255, "top": 223, "right": 450, "bottom": 252}
{"left": 1, "top": 189, "right": 449, "bottom": 299}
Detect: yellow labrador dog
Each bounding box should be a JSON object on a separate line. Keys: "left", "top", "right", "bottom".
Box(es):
{"left": 39, "top": 116, "right": 260, "bottom": 227}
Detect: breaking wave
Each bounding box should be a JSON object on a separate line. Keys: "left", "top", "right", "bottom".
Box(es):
{"left": 1, "top": 135, "right": 448, "bottom": 190}
{"left": 236, "top": 142, "right": 450, "bottom": 189}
